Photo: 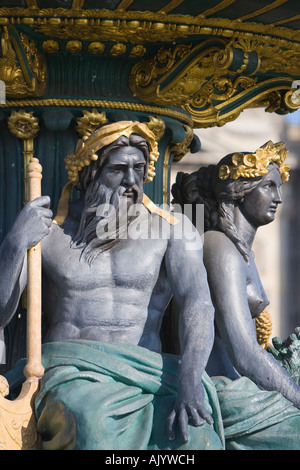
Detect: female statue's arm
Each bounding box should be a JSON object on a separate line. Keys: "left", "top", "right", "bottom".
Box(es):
{"left": 204, "top": 231, "right": 300, "bottom": 409}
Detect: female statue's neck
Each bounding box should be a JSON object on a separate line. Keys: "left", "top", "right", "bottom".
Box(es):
{"left": 233, "top": 205, "right": 257, "bottom": 251}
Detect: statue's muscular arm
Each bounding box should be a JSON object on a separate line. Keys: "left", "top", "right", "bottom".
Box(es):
{"left": 164, "top": 213, "right": 215, "bottom": 442}
{"left": 0, "top": 197, "right": 52, "bottom": 327}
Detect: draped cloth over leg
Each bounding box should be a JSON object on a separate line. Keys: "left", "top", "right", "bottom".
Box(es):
{"left": 213, "top": 376, "right": 300, "bottom": 450}
{"left": 35, "top": 340, "right": 225, "bottom": 450}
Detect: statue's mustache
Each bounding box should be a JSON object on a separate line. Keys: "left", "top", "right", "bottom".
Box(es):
{"left": 72, "top": 182, "right": 141, "bottom": 264}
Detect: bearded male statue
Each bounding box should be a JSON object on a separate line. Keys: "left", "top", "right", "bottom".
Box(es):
{"left": 0, "top": 121, "right": 224, "bottom": 450}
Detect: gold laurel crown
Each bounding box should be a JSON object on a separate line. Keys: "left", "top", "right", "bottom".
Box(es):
{"left": 65, "top": 120, "right": 159, "bottom": 184}
{"left": 219, "top": 140, "right": 290, "bottom": 183}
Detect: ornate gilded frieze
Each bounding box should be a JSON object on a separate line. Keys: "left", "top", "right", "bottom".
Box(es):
{"left": 130, "top": 38, "right": 300, "bottom": 127}
{"left": 32, "top": 18, "right": 191, "bottom": 44}
{"left": 0, "top": 4, "right": 300, "bottom": 130}
{"left": 1, "top": 5, "right": 300, "bottom": 47}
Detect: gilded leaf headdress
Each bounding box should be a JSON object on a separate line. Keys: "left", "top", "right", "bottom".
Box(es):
{"left": 54, "top": 120, "right": 171, "bottom": 226}
{"left": 219, "top": 140, "right": 290, "bottom": 183}
{"left": 65, "top": 120, "right": 159, "bottom": 184}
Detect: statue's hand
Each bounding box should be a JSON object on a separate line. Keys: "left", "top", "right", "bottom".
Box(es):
{"left": 10, "top": 196, "right": 53, "bottom": 250}
{"left": 167, "top": 381, "right": 213, "bottom": 442}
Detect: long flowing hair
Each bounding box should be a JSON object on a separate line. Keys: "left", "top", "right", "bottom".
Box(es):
{"left": 172, "top": 154, "right": 267, "bottom": 263}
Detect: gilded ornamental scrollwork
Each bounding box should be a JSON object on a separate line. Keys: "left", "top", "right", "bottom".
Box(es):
{"left": 0, "top": 7, "right": 299, "bottom": 129}
{"left": 130, "top": 38, "right": 300, "bottom": 128}
{"left": 0, "top": 25, "right": 46, "bottom": 99}
{"left": 170, "top": 125, "right": 194, "bottom": 161}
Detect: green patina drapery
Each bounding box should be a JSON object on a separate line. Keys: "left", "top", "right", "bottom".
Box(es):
{"left": 35, "top": 340, "right": 225, "bottom": 450}
{"left": 34, "top": 339, "right": 300, "bottom": 450}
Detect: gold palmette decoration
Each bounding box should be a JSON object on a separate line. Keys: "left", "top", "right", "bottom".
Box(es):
{"left": 75, "top": 109, "right": 108, "bottom": 138}
{"left": 7, "top": 110, "right": 40, "bottom": 202}
{"left": 219, "top": 140, "right": 290, "bottom": 183}
{"left": 65, "top": 120, "right": 159, "bottom": 184}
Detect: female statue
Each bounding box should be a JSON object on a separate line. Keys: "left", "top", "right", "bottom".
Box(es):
{"left": 172, "top": 141, "right": 300, "bottom": 449}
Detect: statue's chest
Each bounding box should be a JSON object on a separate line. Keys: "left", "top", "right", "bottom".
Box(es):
{"left": 42, "top": 227, "right": 167, "bottom": 292}
{"left": 246, "top": 259, "right": 269, "bottom": 317}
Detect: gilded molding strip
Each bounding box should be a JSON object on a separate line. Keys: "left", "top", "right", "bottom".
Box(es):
{"left": 116, "top": 0, "right": 135, "bottom": 10}
{"left": 0, "top": 8, "right": 300, "bottom": 46}
{"left": 0, "top": 98, "right": 194, "bottom": 126}
{"left": 273, "top": 13, "right": 300, "bottom": 26}
{"left": 201, "top": 0, "right": 237, "bottom": 18}
{"left": 0, "top": 5, "right": 297, "bottom": 30}
{"left": 27, "top": 18, "right": 300, "bottom": 52}
{"left": 238, "top": 0, "right": 288, "bottom": 22}
{"left": 158, "top": 1, "right": 185, "bottom": 14}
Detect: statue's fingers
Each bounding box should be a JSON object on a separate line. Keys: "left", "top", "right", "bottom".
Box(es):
{"left": 30, "top": 195, "right": 51, "bottom": 208}
{"left": 167, "top": 409, "right": 177, "bottom": 441}
{"left": 178, "top": 409, "right": 189, "bottom": 442}
{"left": 41, "top": 215, "right": 53, "bottom": 228}
{"left": 189, "top": 407, "right": 206, "bottom": 426}
{"left": 197, "top": 405, "right": 213, "bottom": 425}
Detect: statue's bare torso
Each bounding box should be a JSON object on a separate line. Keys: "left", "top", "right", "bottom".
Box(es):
{"left": 0, "top": 138, "right": 218, "bottom": 440}
{"left": 41, "top": 205, "right": 172, "bottom": 352}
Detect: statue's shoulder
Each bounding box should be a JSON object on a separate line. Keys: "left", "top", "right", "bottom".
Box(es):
{"left": 203, "top": 230, "right": 243, "bottom": 266}
{"left": 203, "top": 229, "right": 231, "bottom": 248}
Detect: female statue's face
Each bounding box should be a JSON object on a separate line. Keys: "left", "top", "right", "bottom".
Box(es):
{"left": 239, "top": 164, "right": 283, "bottom": 228}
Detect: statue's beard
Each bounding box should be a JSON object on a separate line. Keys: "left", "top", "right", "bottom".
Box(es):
{"left": 72, "top": 181, "right": 142, "bottom": 264}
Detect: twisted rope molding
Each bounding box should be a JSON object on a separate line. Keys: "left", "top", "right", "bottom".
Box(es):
{"left": 0, "top": 98, "right": 194, "bottom": 126}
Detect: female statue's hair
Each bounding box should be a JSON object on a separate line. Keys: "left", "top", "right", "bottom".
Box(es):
{"left": 171, "top": 154, "right": 277, "bottom": 263}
